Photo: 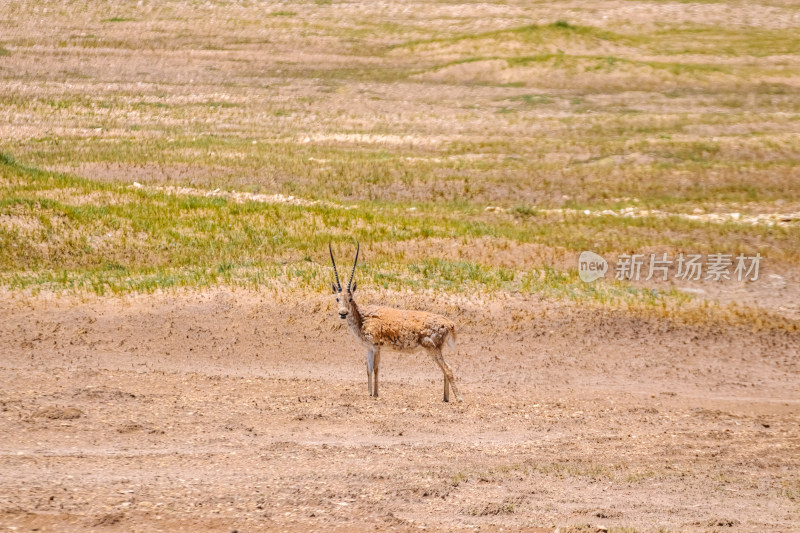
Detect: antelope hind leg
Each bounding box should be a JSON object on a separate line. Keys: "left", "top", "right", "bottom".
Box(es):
{"left": 429, "top": 348, "right": 458, "bottom": 403}
{"left": 439, "top": 353, "right": 461, "bottom": 403}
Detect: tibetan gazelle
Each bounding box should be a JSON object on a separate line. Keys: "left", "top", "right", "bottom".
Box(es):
{"left": 329, "top": 242, "right": 462, "bottom": 402}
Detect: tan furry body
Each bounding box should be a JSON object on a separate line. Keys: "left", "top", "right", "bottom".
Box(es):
{"left": 355, "top": 305, "right": 456, "bottom": 352}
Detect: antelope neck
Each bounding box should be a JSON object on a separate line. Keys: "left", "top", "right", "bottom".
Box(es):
{"left": 346, "top": 297, "right": 365, "bottom": 340}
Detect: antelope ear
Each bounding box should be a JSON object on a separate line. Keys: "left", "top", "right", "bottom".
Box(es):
{"left": 351, "top": 281, "right": 357, "bottom": 292}
{"left": 332, "top": 282, "right": 338, "bottom": 293}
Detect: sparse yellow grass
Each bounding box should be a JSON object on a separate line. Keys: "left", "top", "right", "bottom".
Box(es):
{"left": 0, "top": 0, "right": 798, "bottom": 326}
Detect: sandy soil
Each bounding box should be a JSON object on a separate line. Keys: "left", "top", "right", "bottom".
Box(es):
{"left": 0, "top": 289, "right": 798, "bottom": 532}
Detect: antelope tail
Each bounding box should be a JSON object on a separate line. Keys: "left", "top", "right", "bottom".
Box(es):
{"left": 446, "top": 329, "right": 457, "bottom": 351}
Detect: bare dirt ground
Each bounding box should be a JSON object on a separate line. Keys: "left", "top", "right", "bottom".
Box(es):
{"left": 1, "top": 289, "right": 798, "bottom": 532}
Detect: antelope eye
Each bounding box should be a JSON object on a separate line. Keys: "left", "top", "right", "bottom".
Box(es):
{"left": 336, "top": 298, "right": 339, "bottom": 302}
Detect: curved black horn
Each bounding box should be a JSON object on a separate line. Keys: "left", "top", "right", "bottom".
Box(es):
{"left": 329, "top": 242, "right": 342, "bottom": 291}
{"left": 348, "top": 241, "right": 359, "bottom": 292}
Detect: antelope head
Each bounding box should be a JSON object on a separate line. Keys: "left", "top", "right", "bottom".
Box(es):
{"left": 329, "top": 242, "right": 359, "bottom": 320}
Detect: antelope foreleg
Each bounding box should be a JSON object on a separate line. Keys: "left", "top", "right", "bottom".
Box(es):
{"left": 366, "top": 348, "right": 375, "bottom": 396}
{"left": 373, "top": 348, "right": 381, "bottom": 398}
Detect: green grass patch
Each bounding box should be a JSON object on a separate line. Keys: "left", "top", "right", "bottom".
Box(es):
{"left": 504, "top": 54, "right": 730, "bottom": 75}
{"left": 394, "top": 21, "right": 633, "bottom": 51}
{"left": 2, "top": 151, "right": 794, "bottom": 308}
{"left": 509, "top": 94, "right": 553, "bottom": 106}
{"left": 649, "top": 26, "right": 800, "bottom": 57}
